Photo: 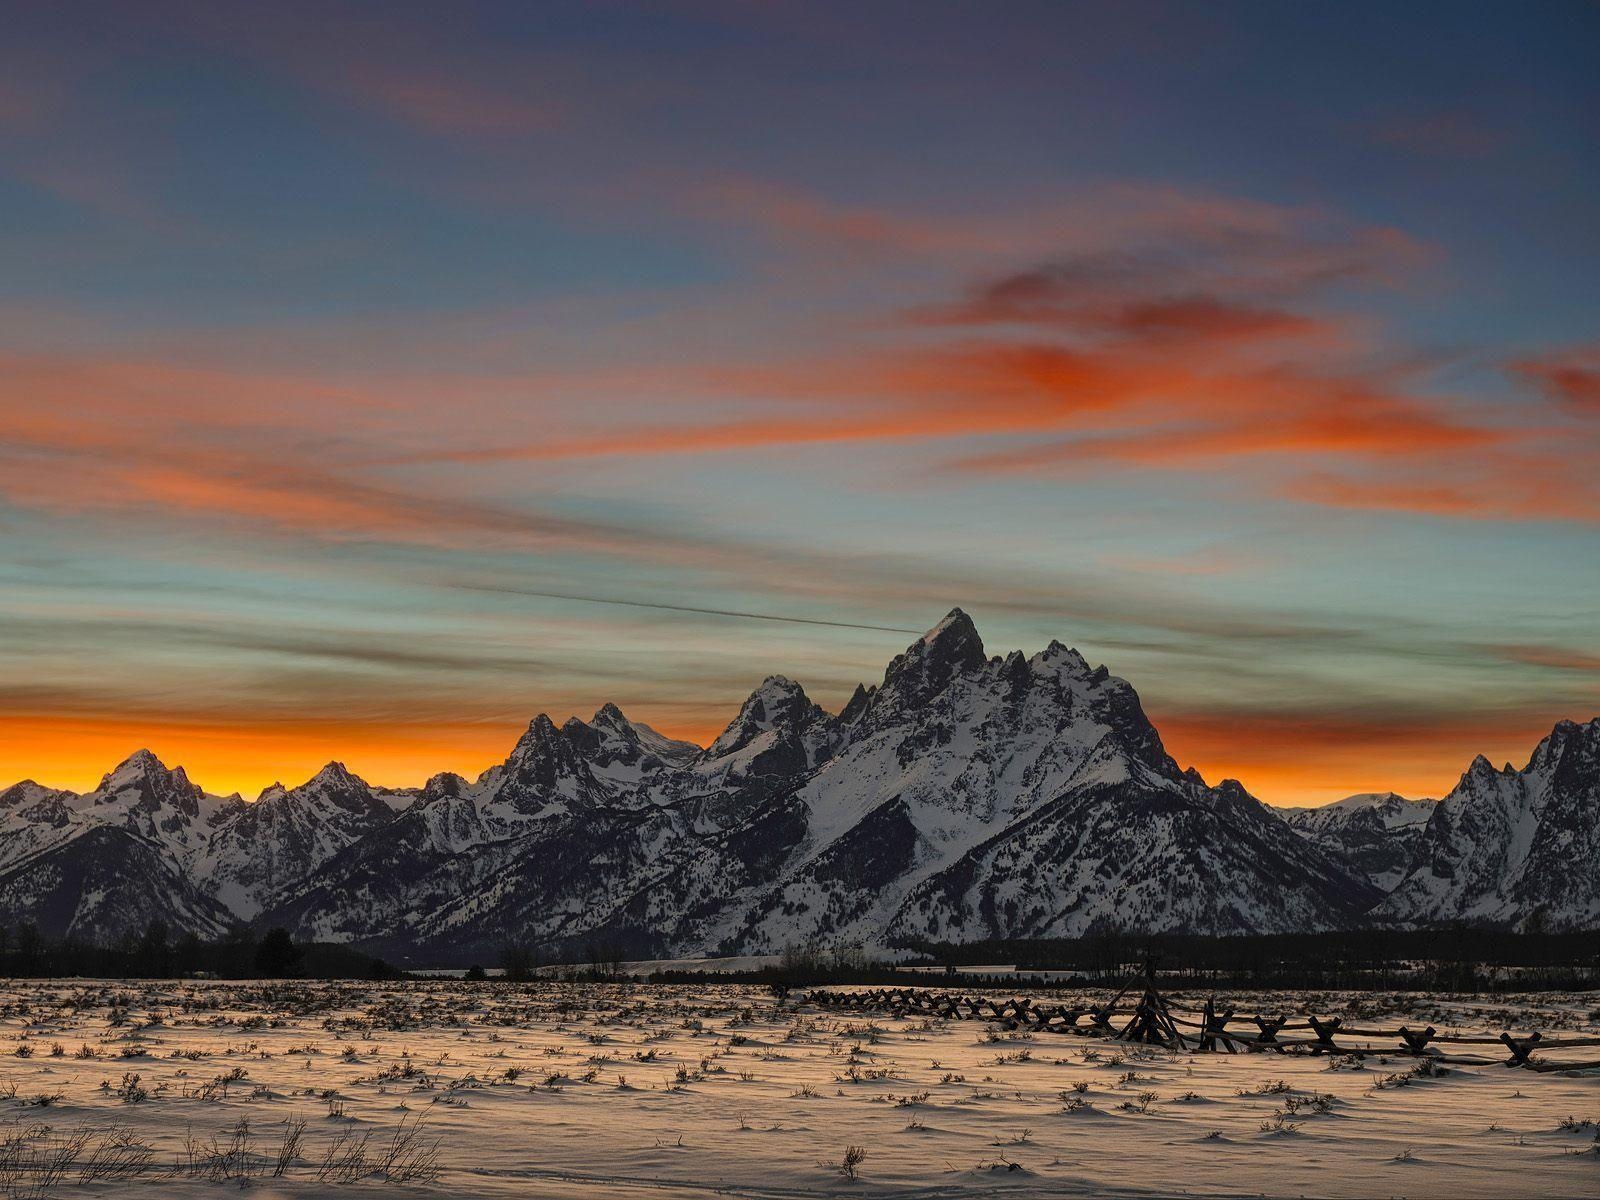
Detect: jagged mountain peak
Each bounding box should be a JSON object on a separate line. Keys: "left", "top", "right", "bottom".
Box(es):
{"left": 911, "top": 606, "right": 986, "bottom": 661}
{"left": 305, "top": 760, "right": 365, "bottom": 789}
{"left": 1463, "top": 753, "right": 1505, "bottom": 785}
{"left": 190, "top": 761, "right": 395, "bottom": 922}
{"left": 706, "top": 675, "right": 825, "bottom": 758}
{"left": 242, "top": 764, "right": 374, "bottom": 813}
{"left": 921, "top": 606, "right": 981, "bottom": 647}
{"left": 751, "top": 674, "right": 809, "bottom": 704}
{"left": 1377, "top": 716, "right": 1600, "bottom": 931}
{"left": 489, "top": 713, "right": 594, "bottom": 780}
{"left": 560, "top": 702, "right": 699, "bottom": 773}
{"left": 474, "top": 710, "right": 627, "bottom": 816}
{"left": 1301, "top": 791, "right": 1437, "bottom": 821}
{"left": 874, "top": 609, "right": 989, "bottom": 709}
{"left": 1528, "top": 716, "right": 1600, "bottom": 772}
{"left": 563, "top": 702, "right": 637, "bottom": 742}
{"left": 13, "top": 615, "right": 1591, "bottom": 957}
{"left": 1283, "top": 791, "right": 1439, "bottom": 894}
{"left": 1032, "top": 639, "right": 1093, "bottom": 677}
{"left": 101, "top": 747, "right": 190, "bottom": 788}
{"left": 1, "top": 780, "right": 69, "bottom": 809}
{"left": 1547, "top": 715, "right": 1600, "bottom": 738}
{"left": 93, "top": 749, "right": 208, "bottom": 817}
{"left": 824, "top": 616, "right": 1175, "bottom": 776}
{"left": 838, "top": 682, "right": 875, "bottom": 725}
{"left": 421, "top": 771, "right": 470, "bottom": 800}
{"left": 1331, "top": 790, "right": 1406, "bottom": 807}
{"left": 592, "top": 701, "right": 630, "bottom": 728}
{"left": 522, "top": 713, "right": 563, "bottom": 740}
{"left": 262, "top": 761, "right": 388, "bottom": 822}
{"left": 500, "top": 713, "right": 586, "bottom": 770}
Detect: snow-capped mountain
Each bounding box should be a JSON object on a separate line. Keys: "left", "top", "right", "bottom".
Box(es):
{"left": 260, "top": 610, "right": 1376, "bottom": 957}
{"left": 0, "top": 750, "right": 253, "bottom": 940}
{"left": 686, "top": 614, "right": 1375, "bottom": 952}
{"left": 0, "top": 824, "right": 239, "bottom": 944}
{"left": 197, "top": 762, "right": 403, "bottom": 918}
{"left": 1283, "top": 792, "right": 1438, "bottom": 892}
{"left": 0, "top": 752, "right": 398, "bottom": 941}
{"left": 4, "top": 612, "right": 1593, "bottom": 954}
{"left": 0, "top": 781, "right": 83, "bottom": 873}
{"left": 1377, "top": 719, "right": 1600, "bottom": 931}
{"left": 74, "top": 748, "right": 244, "bottom": 864}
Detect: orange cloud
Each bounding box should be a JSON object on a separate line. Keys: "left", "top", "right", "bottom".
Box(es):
{"left": 0, "top": 445, "right": 686, "bottom": 561}
{"left": 4, "top": 183, "right": 1590, "bottom": 538}
{"left": 1290, "top": 456, "right": 1600, "bottom": 524}
{"left": 1514, "top": 343, "right": 1600, "bottom": 413}
{"left": 0, "top": 352, "right": 746, "bottom": 563}
{"left": 374, "top": 185, "right": 1554, "bottom": 526}
{"left": 1490, "top": 645, "right": 1600, "bottom": 673}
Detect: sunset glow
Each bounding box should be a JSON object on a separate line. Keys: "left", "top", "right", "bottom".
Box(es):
{"left": 2, "top": 2, "right": 1597, "bottom": 808}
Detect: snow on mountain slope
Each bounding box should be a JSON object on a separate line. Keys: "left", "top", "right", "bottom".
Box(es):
{"left": 263, "top": 611, "right": 1378, "bottom": 959}
{"left": 73, "top": 749, "right": 243, "bottom": 865}
{"left": 705, "top": 677, "right": 828, "bottom": 759}
{"left": 700, "top": 613, "right": 1377, "bottom": 952}
{"left": 1377, "top": 719, "right": 1600, "bottom": 930}
{"left": 1282, "top": 792, "right": 1438, "bottom": 892}
{"left": 0, "top": 751, "right": 244, "bottom": 906}
{"left": 8, "top": 612, "right": 1587, "bottom": 955}
{"left": 0, "top": 825, "right": 236, "bottom": 942}
{"left": 268, "top": 691, "right": 811, "bottom": 953}
{"left": 197, "top": 762, "right": 399, "bottom": 918}
{"left": 0, "top": 781, "right": 86, "bottom": 873}
{"left": 1304, "top": 792, "right": 1437, "bottom": 823}
{"left": 0, "top": 751, "right": 397, "bottom": 934}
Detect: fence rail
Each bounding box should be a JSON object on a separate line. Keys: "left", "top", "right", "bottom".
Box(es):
{"left": 804, "top": 979, "right": 1600, "bottom": 1073}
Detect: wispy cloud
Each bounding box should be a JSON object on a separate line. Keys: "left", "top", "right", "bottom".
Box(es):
{"left": 1513, "top": 343, "right": 1600, "bottom": 413}
{"left": 0, "top": 2, "right": 1593, "bottom": 805}
{"left": 1370, "top": 110, "right": 1507, "bottom": 160}
{"left": 372, "top": 183, "right": 1600, "bottom": 525}
{"left": 1490, "top": 643, "right": 1600, "bottom": 674}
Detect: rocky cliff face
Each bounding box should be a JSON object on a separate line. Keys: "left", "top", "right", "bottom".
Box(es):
{"left": 1283, "top": 792, "right": 1437, "bottom": 892}
{"left": 1377, "top": 719, "right": 1600, "bottom": 931}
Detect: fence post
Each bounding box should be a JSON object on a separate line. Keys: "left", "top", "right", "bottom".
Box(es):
{"left": 1398, "top": 1026, "right": 1436, "bottom": 1055}
{"left": 1254, "top": 1016, "right": 1286, "bottom": 1051}
{"left": 1307, "top": 1016, "right": 1343, "bottom": 1054}
{"left": 1500, "top": 1031, "right": 1542, "bottom": 1067}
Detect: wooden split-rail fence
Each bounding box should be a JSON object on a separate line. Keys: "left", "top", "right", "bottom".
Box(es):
{"left": 805, "top": 975, "right": 1600, "bottom": 1073}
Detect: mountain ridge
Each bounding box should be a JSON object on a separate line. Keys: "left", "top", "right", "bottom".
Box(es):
{"left": 3, "top": 611, "right": 1597, "bottom": 953}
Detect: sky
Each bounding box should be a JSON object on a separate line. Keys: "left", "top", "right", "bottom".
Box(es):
{"left": 1, "top": 0, "right": 1598, "bottom": 807}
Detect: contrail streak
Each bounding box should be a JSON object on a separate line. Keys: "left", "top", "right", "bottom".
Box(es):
{"left": 453, "top": 585, "right": 923, "bottom": 634}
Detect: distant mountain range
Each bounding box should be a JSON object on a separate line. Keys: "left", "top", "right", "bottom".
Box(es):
{"left": 3, "top": 610, "right": 1596, "bottom": 960}
{"left": 1281, "top": 792, "right": 1438, "bottom": 894}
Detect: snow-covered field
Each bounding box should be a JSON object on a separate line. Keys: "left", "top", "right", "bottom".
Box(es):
{"left": 1, "top": 980, "right": 1597, "bottom": 1198}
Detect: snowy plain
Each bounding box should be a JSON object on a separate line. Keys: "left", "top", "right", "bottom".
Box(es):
{"left": 0, "top": 979, "right": 1597, "bottom": 1198}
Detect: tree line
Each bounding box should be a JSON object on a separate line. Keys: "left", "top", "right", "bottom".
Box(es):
{"left": 907, "top": 927, "right": 1600, "bottom": 991}
{"left": 7, "top": 920, "right": 1598, "bottom": 990}
{"left": 0, "top": 920, "right": 400, "bottom": 980}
